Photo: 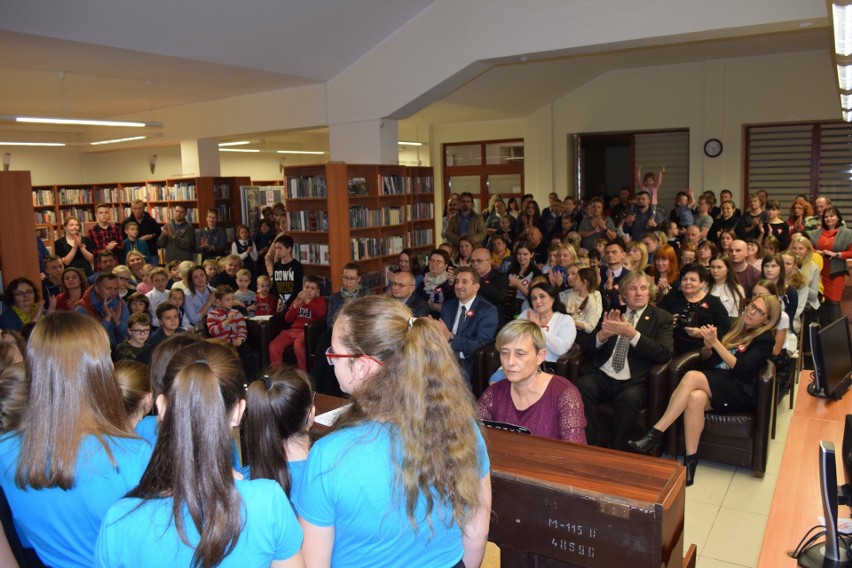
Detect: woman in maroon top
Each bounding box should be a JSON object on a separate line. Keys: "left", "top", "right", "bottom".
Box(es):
{"left": 477, "top": 319, "right": 586, "bottom": 444}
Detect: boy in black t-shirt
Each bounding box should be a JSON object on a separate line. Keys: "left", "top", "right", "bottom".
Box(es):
{"left": 265, "top": 235, "right": 303, "bottom": 310}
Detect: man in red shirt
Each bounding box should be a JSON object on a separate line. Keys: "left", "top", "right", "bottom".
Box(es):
{"left": 87, "top": 203, "right": 124, "bottom": 269}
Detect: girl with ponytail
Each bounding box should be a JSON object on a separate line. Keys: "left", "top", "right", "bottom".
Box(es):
{"left": 95, "top": 342, "right": 304, "bottom": 568}
{"left": 243, "top": 366, "right": 315, "bottom": 498}
{"left": 294, "top": 295, "right": 491, "bottom": 568}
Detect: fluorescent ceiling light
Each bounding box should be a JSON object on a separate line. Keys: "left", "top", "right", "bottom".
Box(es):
{"left": 218, "top": 140, "right": 251, "bottom": 147}
{"left": 844, "top": 110, "right": 852, "bottom": 122}
{"left": 219, "top": 148, "right": 260, "bottom": 153}
{"left": 90, "top": 135, "right": 147, "bottom": 146}
{"left": 839, "top": 65, "right": 852, "bottom": 90}
{"left": 12, "top": 116, "right": 161, "bottom": 128}
{"left": 0, "top": 141, "right": 65, "bottom": 147}
{"left": 835, "top": 3, "right": 852, "bottom": 56}
{"left": 276, "top": 150, "right": 325, "bottom": 155}
{"left": 398, "top": 141, "right": 423, "bottom": 146}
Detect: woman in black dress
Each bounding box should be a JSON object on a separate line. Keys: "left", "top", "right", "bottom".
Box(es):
{"left": 657, "top": 263, "right": 731, "bottom": 355}
{"left": 629, "top": 294, "right": 780, "bottom": 486}
{"left": 54, "top": 217, "right": 94, "bottom": 276}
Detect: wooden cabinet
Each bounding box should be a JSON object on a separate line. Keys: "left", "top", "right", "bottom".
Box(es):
{"left": 284, "top": 163, "right": 434, "bottom": 291}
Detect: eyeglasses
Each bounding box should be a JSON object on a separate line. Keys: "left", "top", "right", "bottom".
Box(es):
{"left": 746, "top": 302, "right": 767, "bottom": 318}
{"left": 12, "top": 290, "right": 34, "bottom": 297}
{"left": 130, "top": 328, "right": 151, "bottom": 335}
{"left": 325, "top": 347, "right": 384, "bottom": 367}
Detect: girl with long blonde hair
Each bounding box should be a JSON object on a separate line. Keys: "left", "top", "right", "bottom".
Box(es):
{"left": 294, "top": 295, "right": 491, "bottom": 567}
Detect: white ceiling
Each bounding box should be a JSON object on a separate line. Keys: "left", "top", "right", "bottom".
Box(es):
{"left": 0, "top": 1, "right": 834, "bottom": 151}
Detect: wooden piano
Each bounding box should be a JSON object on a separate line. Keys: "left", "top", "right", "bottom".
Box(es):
{"left": 314, "top": 394, "right": 693, "bottom": 568}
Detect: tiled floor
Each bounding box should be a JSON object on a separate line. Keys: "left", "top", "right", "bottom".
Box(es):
{"left": 482, "top": 391, "right": 796, "bottom": 568}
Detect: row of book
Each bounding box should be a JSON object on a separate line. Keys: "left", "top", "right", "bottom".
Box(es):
{"left": 411, "top": 176, "right": 434, "bottom": 194}
{"left": 213, "top": 184, "right": 232, "bottom": 199}
{"left": 288, "top": 210, "right": 329, "bottom": 232}
{"left": 381, "top": 175, "right": 405, "bottom": 196}
{"left": 288, "top": 176, "right": 327, "bottom": 199}
{"left": 61, "top": 208, "right": 95, "bottom": 223}
{"left": 148, "top": 183, "right": 198, "bottom": 202}
{"left": 296, "top": 242, "right": 330, "bottom": 265}
{"left": 32, "top": 189, "right": 56, "bottom": 206}
{"left": 149, "top": 206, "right": 199, "bottom": 224}
{"left": 410, "top": 202, "right": 434, "bottom": 220}
{"left": 34, "top": 210, "right": 57, "bottom": 225}
{"left": 350, "top": 236, "right": 405, "bottom": 260}
{"left": 350, "top": 206, "right": 405, "bottom": 228}
{"left": 93, "top": 186, "right": 148, "bottom": 203}
{"left": 214, "top": 204, "right": 233, "bottom": 222}
{"left": 411, "top": 228, "right": 434, "bottom": 247}
{"left": 58, "top": 188, "right": 94, "bottom": 205}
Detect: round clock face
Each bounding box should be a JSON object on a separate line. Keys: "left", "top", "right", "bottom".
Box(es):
{"left": 704, "top": 139, "right": 723, "bottom": 158}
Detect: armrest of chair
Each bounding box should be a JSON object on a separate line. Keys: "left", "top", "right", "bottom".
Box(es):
{"left": 471, "top": 341, "right": 499, "bottom": 398}
{"left": 304, "top": 317, "right": 327, "bottom": 368}
{"left": 753, "top": 360, "right": 776, "bottom": 428}
{"left": 647, "top": 361, "right": 671, "bottom": 426}
{"left": 556, "top": 344, "right": 584, "bottom": 383}
{"left": 667, "top": 351, "right": 702, "bottom": 392}
{"left": 265, "top": 311, "right": 290, "bottom": 345}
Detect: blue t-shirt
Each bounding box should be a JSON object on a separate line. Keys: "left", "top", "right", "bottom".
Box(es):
{"left": 94, "top": 478, "right": 302, "bottom": 567}
{"left": 0, "top": 433, "right": 153, "bottom": 568}
{"left": 293, "top": 421, "right": 489, "bottom": 568}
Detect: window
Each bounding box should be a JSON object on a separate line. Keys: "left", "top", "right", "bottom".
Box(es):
{"left": 745, "top": 122, "right": 852, "bottom": 215}
{"left": 443, "top": 139, "right": 524, "bottom": 212}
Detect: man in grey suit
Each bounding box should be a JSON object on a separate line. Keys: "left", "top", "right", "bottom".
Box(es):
{"left": 575, "top": 270, "right": 673, "bottom": 451}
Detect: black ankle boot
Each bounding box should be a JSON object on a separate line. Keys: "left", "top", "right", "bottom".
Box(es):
{"left": 684, "top": 454, "right": 698, "bottom": 487}
{"left": 627, "top": 428, "right": 663, "bottom": 455}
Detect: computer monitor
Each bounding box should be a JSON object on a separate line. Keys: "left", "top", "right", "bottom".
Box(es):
{"left": 807, "top": 316, "right": 852, "bottom": 400}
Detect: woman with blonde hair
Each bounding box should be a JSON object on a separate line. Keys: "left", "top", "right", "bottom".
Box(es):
{"left": 294, "top": 295, "right": 490, "bottom": 567}
{"left": 789, "top": 234, "right": 822, "bottom": 317}
{"left": 629, "top": 294, "right": 781, "bottom": 485}
{"left": 0, "top": 312, "right": 152, "bottom": 567}
{"left": 626, "top": 241, "right": 649, "bottom": 274}
{"left": 477, "top": 319, "right": 586, "bottom": 443}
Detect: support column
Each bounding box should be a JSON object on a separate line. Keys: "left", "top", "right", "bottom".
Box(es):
{"left": 329, "top": 119, "right": 398, "bottom": 164}
{"left": 180, "top": 138, "right": 220, "bottom": 177}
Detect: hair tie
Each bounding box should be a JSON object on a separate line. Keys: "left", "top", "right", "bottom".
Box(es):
{"left": 261, "top": 375, "right": 272, "bottom": 391}
{"left": 408, "top": 317, "right": 417, "bottom": 328}
{"left": 194, "top": 359, "right": 208, "bottom": 365}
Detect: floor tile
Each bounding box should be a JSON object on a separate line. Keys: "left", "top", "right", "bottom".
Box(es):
{"left": 697, "top": 556, "right": 751, "bottom": 568}
{"left": 764, "top": 440, "right": 784, "bottom": 476}
{"left": 702, "top": 508, "right": 768, "bottom": 567}
{"left": 684, "top": 500, "right": 720, "bottom": 552}
{"left": 722, "top": 471, "right": 778, "bottom": 515}
{"left": 686, "top": 461, "right": 736, "bottom": 506}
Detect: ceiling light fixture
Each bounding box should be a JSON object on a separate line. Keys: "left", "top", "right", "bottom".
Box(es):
{"left": 276, "top": 150, "right": 325, "bottom": 155}
{"left": 218, "top": 140, "right": 252, "bottom": 147}
{"left": 0, "top": 141, "right": 66, "bottom": 147}
{"left": 219, "top": 148, "right": 260, "bottom": 153}
{"left": 834, "top": 3, "right": 852, "bottom": 56}
{"left": 90, "top": 135, "right": 147, "bottom": 146}
{"left": 10, "top": 116, "right": 161, "bottom": 128}
{"left": 398, "top": 141, "right": 423, "bottom": 146}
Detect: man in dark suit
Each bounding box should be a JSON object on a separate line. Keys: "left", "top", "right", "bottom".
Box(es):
{"left": 470, "top": 247, "right": 508, "bottom": 326}
{"left": 437, "top": 267, "right": 499, "bottom": 385}
{"left": 575, "top": 270, "right": 673, "bottom": 451}
{"left": 389, "top": 270, "right": 430, "bottom": 317}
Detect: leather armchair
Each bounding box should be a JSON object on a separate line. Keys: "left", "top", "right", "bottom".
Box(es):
{"left": 663, "top": 351, "right": 775, "bottom": 478}
{"left": 563, "top": 345, "right": 670, "bottom": 456}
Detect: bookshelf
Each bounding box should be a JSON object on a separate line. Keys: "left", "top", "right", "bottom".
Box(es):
{"left": 2, "top": 171, "right": 41, "bottom": 288}
{"left": 31, "top": 176, "right": 250, "bottom": 244}
{"left": 284, "top": 163, "right": 434, "bottom": 291}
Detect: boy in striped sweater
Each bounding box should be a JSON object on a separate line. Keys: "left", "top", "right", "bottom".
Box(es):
{"left": 207, "top": 285, "right": 256, "bottom": 378}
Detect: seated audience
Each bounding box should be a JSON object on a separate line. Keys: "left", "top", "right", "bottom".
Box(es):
{"left": 0, "top": 278, "right": 44, "bottom": 332}
{"left": 708, "top": 254, "right": 746, "bottom": 318}
{"left": 269, "top": 275, "right": 327, "bottom": 371}
{"left": 518, "top": 282, "right": 577, "bottom": 370}
{"left": 113, "top": 313, "right": 152, "bottom": 362}
{"left": 628, "top": 294, "right": 780, "bottom": 486}
{"left": 562, "top": 267, "right": 603, "bottom": 334}
{"left": 55, "top": 267, "right": 87, "bottom": 312}
{"left": 649, "top": 244, "right": 680, "bottom": 300}
{"left": 477, "top": 320, "right": 586, "bottom": 443}
{"left": 575, "top": 271, "right": 673, "bottom": 451}
{"left": 389, "top": 270, "right": 430, "bottom": 317}
{"left": 657, "top": 264, "right": 730, "bottom": 355}
{"left": 416, "top": 249, "right": 456, "bottom": 319}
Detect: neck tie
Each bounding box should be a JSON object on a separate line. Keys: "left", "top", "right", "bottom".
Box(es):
{"left": 454, "top": 304, "right": 467, "bottom": 333}
{"left": 611, "top": 310, "right": 637, "bottom": 373}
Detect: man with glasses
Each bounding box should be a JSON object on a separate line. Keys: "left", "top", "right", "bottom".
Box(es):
{"left": 389, "top": 270, "right": 429, "bottom": 317}
{"left": 470, "top": 248, "right": 508, "bottom": 325}
{"left": 445, "top": 192, "right": 486, "bottom": 247}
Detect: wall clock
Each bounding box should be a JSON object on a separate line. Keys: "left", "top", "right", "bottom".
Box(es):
{"left": 704, "top": 138, "right": 723, "bottom": 158}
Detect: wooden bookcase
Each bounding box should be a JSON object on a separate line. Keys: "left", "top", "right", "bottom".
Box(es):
{"left": 1, "top": 171, "right": 41, "bottom": 288}
{"left": 32, "top": 176, "right": 250, "bottom": 246}
{"left": 284, "top": 163, "right": 434, "bottom": 291}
